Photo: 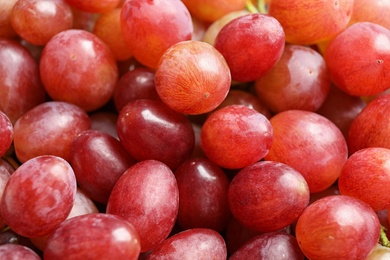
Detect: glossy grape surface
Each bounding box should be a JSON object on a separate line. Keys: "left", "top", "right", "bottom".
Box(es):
{"left": 120, "top": 0, "right": 193, "bottom": 68}
{"left": 40, "top": 29, "right": 118, "bottom": 112}
{"left": 13, "top": 101, "right": 91, "bottom": 163}
{"left": 228, "top": 161, "right": 310, "bottom": 233}
{"left": 107, "top": 160, "right": 179, "bottom": 252}
{"left": 0, "top": 112, "right": 13, "bottom": 158}
{"left": 117, "top": 99, "right": 194, "bottom": 170}
{"left": 296, "top": 195, "right": 380, "bottom": 260}
{"left": 1, "top": 155, "right": 77, "bottom": 238}
{"left": 201, "top": 105, "right": 273, "bottom": 169}
{"left": 155, "top": 40, "right": 231, "bottom": 115}
{"left": 44, "top": 213, "right": 140, "bottom": 260}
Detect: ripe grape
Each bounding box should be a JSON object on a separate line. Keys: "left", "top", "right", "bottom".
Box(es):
{"left": 324, "top": 22, "right": 390, "bottom": 96}
{"left": 146, "top": 228, "right": 227, "bottom": 260}
{"left": 0, "top": 159, "right": 13, "bottom": 230}
{"left": 11, "top": 0, "right": 73, "bottom": 46}
{"left": 13, "top": 101, "right": 91, "bottom": 163}
{"left": 70, "top": 130, "right": 136, "bottom": 204}
{"left": 265, "top": 110, "right": 348, "bottom": 193}
{"left": 201, "top": 105, "right": 273, "bottom": 169}
{"left": 348, "top": 94, "right": 390, "bottom": 154}
{"left": 155, "top": 40, "right": 231, "bottom": 115}
{"left": 0, "top": 112, "right": 13, "bottom": 158}
{"left": 349, "top": 0, "right": 390, "bottom": 29}
{"left": 255, "top": 44, "right": 330, "bottom": 113}
{"left": 44, "top": 213, "right": 140, "bottom": 260}
{"left": 0, "top": 244, "right": 41, "bottom": 260}
{"left": 296, "top": 195, "right": 380, "bottom": 259}
{"left": 228, "top": 161, "right": 310, "bottom": 233}
{"left": 0, "top": 155, "right": 77, "bottom": 238}
{"left": 40, "top": 29, "right": 118, "bottom": 112}
{"left": 65, "top": 0, "right": 120, "bottom": 13}
{"left": 116, "top": 99, "right": 194, "bottom": 170}
{"left": 174, "top": 158, "right": 230, "bottom": 232}
{"left": 0, "top": 0, "right": 18, "bottom": 38}
{"left": 214, "top": 13, "right": 285, "bottom": 82}
{"left": 338, "top": 147, "right": 390, "bottom": 211}
{"left": 120, "top": 0, "right": 193, "bottom": 68}
{"left": 0, "top": 38, "right": 46, "bottom": 124}
{"left": 230, "top": 232, "right": 304, "bottom": 260}
{"left": 106, "top": 160, "right": 179, "bottom": 252}
{"left": 268, "top": 0, "right": 354, "bottom": 44}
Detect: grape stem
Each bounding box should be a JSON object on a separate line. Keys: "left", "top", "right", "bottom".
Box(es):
{"left": 245, "top": 0, "right": 267, "bottom": 14}
{"left": 380, "top": 225, "right": 390, "bottom": 248}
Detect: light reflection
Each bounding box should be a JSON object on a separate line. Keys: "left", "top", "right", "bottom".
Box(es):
{"left": 374, "top": 34, "right": 390, "bottom": 53}
{"left": 112, "top": 227, "right": 131, "bottom": 242}
{"left": 36, "top": 1, "right": 57, "bottom": 16}
{"left": 141, "top": 109, "right": 175, "bottom": 128}
{"left": 197, "top": 164, "right": 216, "bottom": 181}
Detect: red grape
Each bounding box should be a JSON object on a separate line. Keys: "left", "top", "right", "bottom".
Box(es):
{"left": 201, "top": 105, "right": 273, "bottom": 169}
{"left": 174, "top": 158, "right": 230, "bottom": 232}
{"left": 268, "top": 0, "right": 354, "bottom": 45}
{"left": 113, "top": 67, "right": 159, "bottom": 112}
{"left": 155, "top": 40, "right": 231, "bottom": 115}
{"left": 0, "top": 0, "right": 18, "bottom": 38}
{"left": 1, "top": 155, "right": 77, "bottom": 238}
{"left": 0, "top": 244, "right": 41, "bottom": 260}
{"left": 255, "top": 44, "right": 330, "bottom": 113}
{"left": 116, "top": 99, "right": 194, "bottom": 170}
{"left": 40, "top": 29, "right": 118, "bottom": 112}
{"left": 230, "top": 232, "right": 304, "bottom": 260}
{"left": 70, "top": 130, "right": 137, "bottom": 204}
{"left": 338, "top": 147, "right": 390, "bottom": 211}
{"left": 0, "top": 159, "right": 13, "bottom": 230}
{"left": 265, "top": 110, "right": 348, "bottom": 193}
{"left": 44, "top": 213, "right": 140, "bottom": 260}
{"left": 107, "top": 160, "right": 179, "bottom": 252}
{"left": 228, "top": 161, "right": 309, "bottom": 233}
{"left": 13, "top": 101, "right": 91, "bottom": 163}
{"left": 348, "top": 94, "right": 390, "bottom": 154}
{"left": 146, "top": 228, "right": 227, "bottom": 260}
{"left": 0, "top": 111, "right": 13, "bottom": 158}
{"left": 120, "top": 0, "right": 193, "bottom": 69}
{"left": 214, "top": 13, "right": 285, "bottom": 82}
{"left": 0, "top": 38, "right": 46, "bottom": 124}
{"left": 295, "top": 195, "right": 380, "bottom": 259}
{"left": 11, "top": 0, "right": 73, "bottom": 45}
{"left": 350, "top": 0, "right": 390, "bottom": 30}
{"left": 324, "top": 22, "right": 390, "bottom": 96}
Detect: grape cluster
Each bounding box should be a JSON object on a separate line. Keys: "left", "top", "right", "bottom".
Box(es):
{"left": 1, "top": 0, "right": 390, "bottom": 259}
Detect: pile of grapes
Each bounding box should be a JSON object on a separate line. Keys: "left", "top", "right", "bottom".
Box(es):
{"left": 1, "top": 0, "right": 390, "bottom": 259}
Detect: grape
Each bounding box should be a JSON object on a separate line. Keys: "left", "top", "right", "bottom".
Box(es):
{"left": 0, "top": 155, "right": 77, "bottom": 238}
{"left": 44, "top": 213, "right": 140, "bottom": 260}
{"left": 92, "top": 8, "right": 132, "bottom": 61}
{"left": 324, "top": 22, "right": 390, "bottom": 96}
{"left": 230, "top": 232, "right": 304, "bottom": 260}
{"left": 146, "top": 228, "right": 227, "bottom": 260}
{"left": 70, "top": 130, "right": 137, "bottom": 204}
{"left": 255, "top": 44, "right": 330, "bottom": 113}
{"left": 0, "top": 0, "right": 18, "bottom": 38}
{"left": 265, "top": 110, "right": 348, "bottom": 193}
{"left": 174, "top": 158, "right": 230, "bottom": 232}
{"left": 65, "top": 0, "right": 120, "bottom": 13}
{"left": 116, "top": 99, "right": 194, "bottom": 170}
{"left": 339, "top": 147, "right": 390, "bottom": 211}
{"left": 350, "top": 0, "right": 390, "bottom": 29}
{"left": 0, "top": 38, "right": 46, "bottom": 124}
{"left": 120, "top": 0, "right": 193, "bottom": 69}
{"left": 295, "top": 195, "right": 380, "bottom": 259}
{"left": 228, "top": 161, "right": 310, "bottom": 233}
{"left": 201, "top": 105, "right": 273, "bottom": 169}
{"left": 113, "top": 68, "right": 159, "bottom": 112}
{"left": 268, "top": 0, "right": 354, "bottom": 44}
{"left": 11, "top": 0, "right": 73, "bottom": 46}
{"left": 0, "top": 111, "right": 13, "bottom": 158}
{"left": 214, "top": 13, "right": 285, "bottom": 82}
{"left": 0, "top": 159, "right": 13, "bottom": 230}
{"left": 0, "top": 244, "right": 41, "bottom": 260}
{"left": 13, "top": 101, "right": 91, "bottom": 163}
{"left": 106, "top": 160, "right": 179, "bottom": 252}
{"left": 40, "top": 29, "right": 118, "bottom": 112}
{"left": 155, "top": 40, "right": 231, "bottom": 115}
{"left": 348, "top": 94, "right": 390, "bottom": 154}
